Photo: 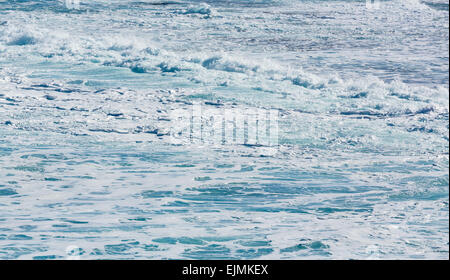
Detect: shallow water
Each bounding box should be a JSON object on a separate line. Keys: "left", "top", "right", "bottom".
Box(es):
{"left": 0, "top": 0, "right": 448, "bottom": 259}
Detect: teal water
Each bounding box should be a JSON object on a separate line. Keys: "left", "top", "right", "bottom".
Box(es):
{"left": 0, "top": 0, "right": 448, "bottom": 259}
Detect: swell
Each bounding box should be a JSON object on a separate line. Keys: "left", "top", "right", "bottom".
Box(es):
{"left": 0, "top": 19, "right": 448, "bottom": 117}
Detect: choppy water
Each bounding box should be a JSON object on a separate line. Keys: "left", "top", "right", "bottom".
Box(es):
{"left": 0, "top": 0, "right": 448, "bottom": 259}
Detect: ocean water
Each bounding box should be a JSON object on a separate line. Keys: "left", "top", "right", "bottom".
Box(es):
{"left": 0, "top": 0, "right": 448, "bottom": 259}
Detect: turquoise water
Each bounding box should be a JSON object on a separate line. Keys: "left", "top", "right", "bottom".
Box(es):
{"left": 0, "top": 0, "right": 448, "bottom": 259}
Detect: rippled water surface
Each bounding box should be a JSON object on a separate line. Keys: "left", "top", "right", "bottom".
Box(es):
{"left": 0, "top": 0, "right": 448, "bottom": 259}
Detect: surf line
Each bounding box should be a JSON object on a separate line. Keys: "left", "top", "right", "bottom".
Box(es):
{"left": 182, "top": 264, "right": 216, "bottom": 278}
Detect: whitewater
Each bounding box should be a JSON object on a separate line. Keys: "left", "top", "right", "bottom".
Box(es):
{"left": 0, "top": 0, "right": 448, "bottom": 259}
